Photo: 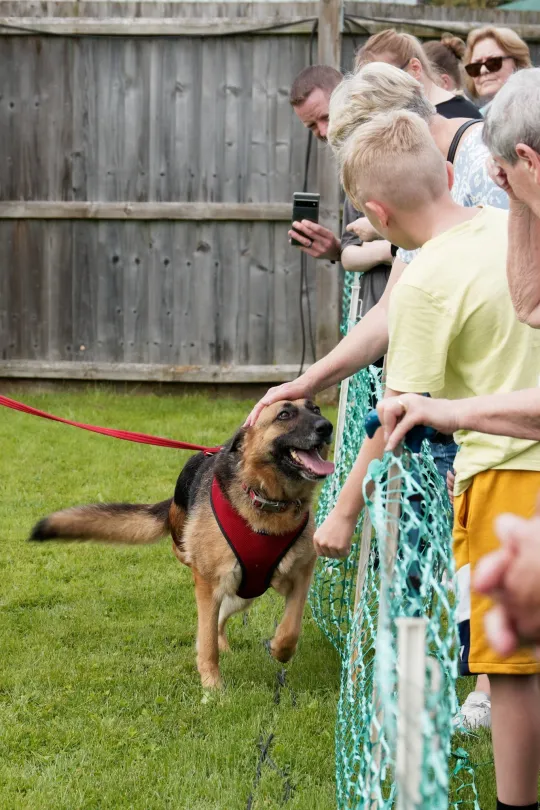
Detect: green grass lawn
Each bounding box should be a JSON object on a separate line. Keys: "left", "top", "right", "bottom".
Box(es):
{"left": 0, "top": 389, "right": 499, "bottom": 809}
{"left": 0, "top": 390, "right": 340, "bottom": 810}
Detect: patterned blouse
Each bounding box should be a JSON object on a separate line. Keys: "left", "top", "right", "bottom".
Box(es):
{"left": 397, "top": 123, "right": 509, "bottom": 265}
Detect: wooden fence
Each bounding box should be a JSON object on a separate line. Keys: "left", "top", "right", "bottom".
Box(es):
{"left": 1, "top": 1, "right": 540, "bottom": 385}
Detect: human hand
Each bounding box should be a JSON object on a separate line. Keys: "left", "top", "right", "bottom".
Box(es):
{"left": 376, "top": 395, "right": 458, "bottom": 453}
{"left": 487, "top": 157, "right": 516, "bottom": 200}
{"left": 244, "top": 379, "right": 314, "bottom": 427}
{"left": 313, "top": 507, "right": 358, "bottom": 558}
{"left": 475, "top": 510, "right": 540, "bottom": 656}
{"left": 345, "top": 217, "right": 382, "bottom": 243}
{"left": 289, "top": 220, "right": 341, "bottom": 261}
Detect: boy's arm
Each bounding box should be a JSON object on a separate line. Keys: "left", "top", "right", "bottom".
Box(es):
{"left": 313, "top": 388, "right": 401, "bottom": 559}
{"left": 245, "top": 257, "right": 407, "bottom": 426}
{"left": 315, "top": 282, "right": 453, "bottom": 559}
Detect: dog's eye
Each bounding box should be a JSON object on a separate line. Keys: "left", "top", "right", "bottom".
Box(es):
{"left": 312, "top": 406, "right": 321, "bottom": 415}
{"left": 277, "top": 410, "right": 292, "bottom": 421}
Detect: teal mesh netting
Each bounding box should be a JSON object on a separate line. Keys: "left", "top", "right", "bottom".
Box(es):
{"left": 310, "top": 273, "right": 480, "bottom": 809}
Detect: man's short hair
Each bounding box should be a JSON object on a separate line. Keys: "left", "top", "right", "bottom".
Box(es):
{"left": 483, "top": 68, "right": 540, "bottom": 165}
{"left": 328, "top": 62, "right": 436, "bottom": 161}
{"left": 289, "top": 65, "right": 343, "bottom": 106}
{"left": 341, "top": 110, "right": 448, "bottom": 212}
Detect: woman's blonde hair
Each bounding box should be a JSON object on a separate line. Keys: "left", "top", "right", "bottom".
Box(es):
{"left": 464, "top": 26, "right": 532, "bottom": 98}
{"left": 423, "top": 34, "right": 466, "bottom": 90}
{"left": 355, "top": 29, "right": 439, "bottom": 84}
{"left": 328, "top": 62, "right": 436, "bottom": 163}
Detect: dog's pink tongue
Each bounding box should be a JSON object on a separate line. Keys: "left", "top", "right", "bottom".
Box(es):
{"left": 295, "top": 449, "right": 335, "bottom": 476}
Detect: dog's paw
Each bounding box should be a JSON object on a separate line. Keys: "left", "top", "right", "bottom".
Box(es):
{"left": 218, "top": 634, "right": 231, "bottom": 653}
{"left": 199, "top": 668, "right": 223, "bottom": 689}
{"left": 270, "top": 641, "right": 296, "bottom": 663}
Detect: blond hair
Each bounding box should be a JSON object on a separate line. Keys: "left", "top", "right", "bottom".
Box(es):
{"left": 327, "top": 62, "right": 436, "bottom": 162}
{"left": 341, "top": 110, "right": 447, "bottom": 212}
{"left": 355, "top": 29, "right": 439, "bottom": 84}
{"left": 464, "top": 26, "right": 531, "bottom": 98}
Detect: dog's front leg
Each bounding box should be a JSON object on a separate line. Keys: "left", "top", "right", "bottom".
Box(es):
{"left": 193, "top": 569, "right": 223, "bottom": 689}
{"left": 271, "top": 560, "right": 315, "bottom": 663}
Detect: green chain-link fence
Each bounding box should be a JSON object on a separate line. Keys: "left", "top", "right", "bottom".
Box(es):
{"left": 310, "top": 274, "right": 480, "bottom": 809}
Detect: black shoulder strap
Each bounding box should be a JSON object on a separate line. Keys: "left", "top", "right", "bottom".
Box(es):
{"left": 447, "top": 120, "right": 479, "bottom": 165}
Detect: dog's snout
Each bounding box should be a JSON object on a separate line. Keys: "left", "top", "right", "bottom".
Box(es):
{"left": 314, "top": 418, "right": 333, "bottom": 442}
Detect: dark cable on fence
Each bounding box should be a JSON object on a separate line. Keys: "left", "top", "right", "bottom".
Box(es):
{"left": 0, "top": 14, "right": 484, "bottom": 40}
{"left": 297, "top": 18, "right": 319, "bottom": 378}
{"left": 343, "top": 14, "right": 373, "bottom": 42}
{"left": 0, "top": 17, "right": 319, "bottom": 38}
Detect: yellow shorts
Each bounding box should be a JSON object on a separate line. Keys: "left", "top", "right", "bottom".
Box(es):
{"left": 453, "top": 468, "right": 540, "bottom": 676}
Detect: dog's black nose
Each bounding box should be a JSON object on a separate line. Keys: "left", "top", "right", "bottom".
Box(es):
{"left": 314, "top": 418, "right": 333, "bottom": 442}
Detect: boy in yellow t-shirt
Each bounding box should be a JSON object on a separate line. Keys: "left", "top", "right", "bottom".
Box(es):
{"left": 314, "top": 110, "right": 540, "bottom": 810}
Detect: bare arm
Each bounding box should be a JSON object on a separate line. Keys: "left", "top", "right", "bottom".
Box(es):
{"left": 378, "top": 388, "right": 540, "bottom": 453}
{"left": 345, "top": 217, "right": 384, "bottom": 243}
{"left": 314, "top": 389, "right": 399, "bottom": 558}
{"left": 313, "top": 428, "right": 386, "bottom": 558}
{"left": 506, "top": 200, "right": 540, "bottom": 328}
{"left": 341, "top": 241, "right": 392, "bottom": 273}
{"left": 245, "top": 257, "right": 407, "bottom": 425}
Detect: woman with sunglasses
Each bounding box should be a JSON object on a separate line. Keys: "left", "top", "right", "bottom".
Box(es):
{"left": 464, "top": 27, "right": 532, "bottom": 113}
{"left": 355, "top": 29, "right": 482, "bottom": 120}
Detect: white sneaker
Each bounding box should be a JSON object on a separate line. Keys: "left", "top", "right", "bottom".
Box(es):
{"left": 454, "top": 691, "right": 491, "bottom": 730}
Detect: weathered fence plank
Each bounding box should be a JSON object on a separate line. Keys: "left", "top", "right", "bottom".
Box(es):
{"left": 0, "top": 202, "right": 294, "bottom": 220}
{"left": 2, "top": 1, "right": 539, "bottom": 384}
{"left": 0, "top": 360, "right": 309, "bottom": 383}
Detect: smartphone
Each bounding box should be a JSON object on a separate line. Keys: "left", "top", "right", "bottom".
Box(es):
{"left": 291, "top": 192, "right": 320, "bottom": 246}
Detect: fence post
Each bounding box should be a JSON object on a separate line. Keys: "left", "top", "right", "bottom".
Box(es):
{"left": 396, "top": 618, "right": 427, "bottom": 810}
{"left": 316, "top": 0, "right": 343, "bottom": 402}
{"left": 369, "top": 456, "right": 402, "bottom": 809}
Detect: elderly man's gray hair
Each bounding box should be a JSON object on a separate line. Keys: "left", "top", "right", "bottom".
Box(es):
{"left": 483, "top": 68, "right": 540, "bottom": 164}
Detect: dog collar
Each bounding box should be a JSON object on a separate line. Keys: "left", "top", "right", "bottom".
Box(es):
{"left": 241, "top": 483, "right": 303, "bottom": 513}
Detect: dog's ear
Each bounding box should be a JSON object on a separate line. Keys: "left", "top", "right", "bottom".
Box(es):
{"left": 227, "top": 426, "right": 248, "bottom": 454}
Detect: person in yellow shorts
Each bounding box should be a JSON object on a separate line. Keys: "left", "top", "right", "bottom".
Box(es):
{"left": 314, "top": 109, "right": 540, "bottom": 810}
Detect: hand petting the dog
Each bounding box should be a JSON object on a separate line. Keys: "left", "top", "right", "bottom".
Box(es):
{"left": 245, "top": 380, "right": 314, "bottom": 426}
{"left": 314, "top": 506, "right": 357, "bottom": 559}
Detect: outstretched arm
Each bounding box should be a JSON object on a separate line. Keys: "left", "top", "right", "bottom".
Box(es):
{"left": 378, "top": 388, "right": 540, "bottom": 452}
{"left": 314, "top": 387, "right": 401, "bottom": 559}
{"left": 245, "top": 257, "right": 407, "bottom": 425}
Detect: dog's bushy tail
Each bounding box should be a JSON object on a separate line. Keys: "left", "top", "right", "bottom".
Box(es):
{"left": 29, "top": 499, "right": 173, "bottom": 545}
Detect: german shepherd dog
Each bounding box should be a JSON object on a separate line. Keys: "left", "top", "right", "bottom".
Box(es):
{"left": 30, "top": 400, "right": 334, "bottom": 688}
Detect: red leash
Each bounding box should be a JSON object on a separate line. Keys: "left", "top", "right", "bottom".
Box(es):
{"left": 0, "top": 395, "right": 221, "bottom": 454}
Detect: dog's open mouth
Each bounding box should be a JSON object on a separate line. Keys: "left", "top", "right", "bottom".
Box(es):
{"left": 287, "top": 447, "right": 335, "bottom": 479}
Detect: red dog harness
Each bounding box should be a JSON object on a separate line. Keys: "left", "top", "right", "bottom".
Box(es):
{"left": 210, "top": 478, "right": 309, "bottom": 600}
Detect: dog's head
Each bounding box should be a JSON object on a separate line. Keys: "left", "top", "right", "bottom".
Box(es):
{"left": 235, "top": 399, "right": 334, "bottom": 484}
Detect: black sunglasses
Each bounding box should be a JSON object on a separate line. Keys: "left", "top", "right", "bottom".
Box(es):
{"left": 464, "top": 55, "right": 513, "bottom": 78}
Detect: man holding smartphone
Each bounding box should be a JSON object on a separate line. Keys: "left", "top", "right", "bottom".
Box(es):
{"left": 288, "top": 65, "right": 343, "bottom": 261}
{"left": 288, "top": 65, "right": 393, "bottom": 303}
